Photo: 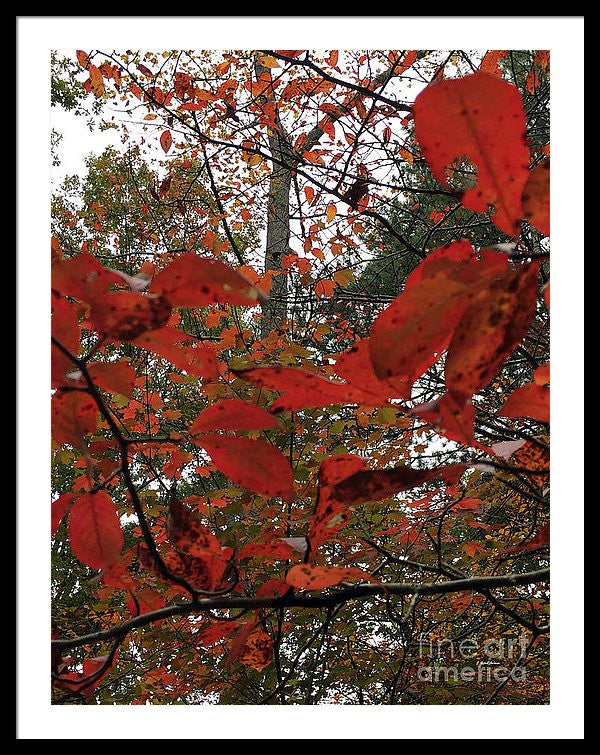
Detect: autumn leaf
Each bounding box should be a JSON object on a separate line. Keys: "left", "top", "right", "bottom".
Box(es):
{"left": 327, "top": 463, "right": 466, "bottom": 507}
{"left": 236, "top": 540, "right": 297, "bottom": 561}
{"left": 233, "top": 364, "right": 391, "bottom": 413}
{"left": 51, "top": 493, "right": 76, "bottom": 536}
{"left": 444, "top": 261, "right": 540, "bottom": 397}
{"left": 51, "top": 391, "right": 98, "bottom": 448}
{"left": 522, "top": 160, "right": 550, "bottom": 236}
{"left": 68, "top": 491, "right": 124, "bottom": 570}
{"left": 89, "top": 292, "right": 172, "bottom": 341}
{"left": 315, "top": 279, "right": 335, "bottom": 299}
{"left": 189, "top": 399, "right": 278, "bottom": 434}
{"left": 166, "top": 499, "right": 224, "bottom": 559}
{"left": 369, "top": 240, "right": 505, "bottom": 394}
{"left": 193, "top": 434, "right": 294, "bottom": 500}
{"left": 160, "top": 130, "right": 173, "bottom": 153}
{"left": 51, "top": 293, "right": 81, "bottom": 388}
{"left": 499, "top": 384, "right": 550, "bottom": 423}
{"left": 149, "top": 252, "right": 262, "bottom": 307}
{"left": 286, "top": 564, "right": 375, "bottom": 590}
{"left": 309, "top": 454, "right": 369, "bottom": 552}
{"left": 413, "top": 71, "right": 530, "bottom": 235}
{"left": 87, "top": 360, "right": 136, "bottom": 399}
{"left": 131, "top": 327, "right": 219, "bottom": 380}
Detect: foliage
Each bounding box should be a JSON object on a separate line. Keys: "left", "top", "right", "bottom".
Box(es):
{"left": 51, "top": 49, "right": 550, "bottom": 705}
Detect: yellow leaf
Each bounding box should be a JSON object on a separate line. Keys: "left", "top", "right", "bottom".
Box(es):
{"left": 258, "top": 55, "right": 280, "bottom": 69}
{"left": 326, "top": 203, "right": 337, "bottom": 223}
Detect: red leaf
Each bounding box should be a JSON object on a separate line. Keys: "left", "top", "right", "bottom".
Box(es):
{"left": 51, "top": 391, "right": 98, "bottom": 447}
{"left": 160, "top": 130, "right": 172, "bottom": 153}
{"left": 327, "top": 464, "right": 466, "bottom": 507}
{"left": 90, "top": 292, "right": 172, "bottom": 340}
{"left": 309, "top": 454, "right": 368, "bottom": 552}
{"left": 286, "top": 564, "right": 375, "bottom": 590}
{"left": 369, "top": 241, "right": 506, "bottom": 393}
{"left": 534, "top": 363, "right": 550, "bottom": 386}
{"left": 51, "top": 253, "right": 123, "bottom": 303}
{"left": 51, "top": 493, "right": 76, "bottom": 536}
{"left": 502, "top": 524, "right": 549, "bottom": 555}
{"left": 499, "top": 384, "right": 549, "bottom": 423}
{"left": 522, "top": 160, "right": 550, "bottom": 236}
{"left": 76, "top": 50, "right": 90, "bottom": 69}
{"left": 256, "top": 579, "right": 291, "bottom": 598}
{"left": 149, "top": 252, "right": 261, "bottom": 307}
{"left": 126, "top": 588, "right": 165, "bottom": 617}
{"left": 138, "top": 543, "right": 229, "bottom": 592}
{"left": 51, "top": 293, "right": 81, "bottom": 388}
{"left": 413, "top": 72, "right": 529, "bottom": 236}
{"left": 236, "top": 540, "right": 296, "bottom": 561}
{"left": 68, "top": 492, "right": 123, "bottom": 570}
{"left": 232, "top": 365, "right": 385, "bottom": 413}
{"left": 189, "top": 399, "right": 278, "bottom": 434}
{"left": 193, "top": 434, "right": 294, "bottom": 500}
{"left": 445, "top": 261, "right": 540, "bottom": 397}
{"left": 131, "top": 327, "right": 219, "bottom": 380}
{"left": 87, "top": 360, "right": 135, "bottom": 398}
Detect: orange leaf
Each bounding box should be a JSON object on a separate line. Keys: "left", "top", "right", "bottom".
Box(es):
{"left": 286, "top": 564, "right": 374, "bottom": 590}
{"left": 499, "top": 384, "right": 549, "bottom": 423}
{"left": 160, "top": 130, "right": 172, "bottom": 153}
{"left": 315, "top": 279, "right": 335, "bottom": 299}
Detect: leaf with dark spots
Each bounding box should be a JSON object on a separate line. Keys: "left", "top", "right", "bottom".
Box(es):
{"left": 90, "top": 292, "right": 172, "bottom": 341}
{"left": 413, "top": 71, "right": 530, "bottom": 235}
{"left": 327, "top": 464, "right": 466, "bottom": 507}
{"left": 51, "top": 390, "right": 98, "bottom": 448}
{"left": 369, "top": 241, "right": 510, "bottom": 392}
{"left": 286, "top": 564, "right": 376, "bottom": 590}
{"left": 445, "top": 261, "right": 540, "bottom": 396}
{"left": 149, "top": 252, "right": 262, "bottom": 307}
{"left": 166, "top": 499, "right": 224, "bottom": 559}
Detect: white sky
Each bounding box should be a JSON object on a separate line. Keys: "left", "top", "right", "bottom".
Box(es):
{"left": 18, "top": 15, "right": 584, "bottom": 740}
